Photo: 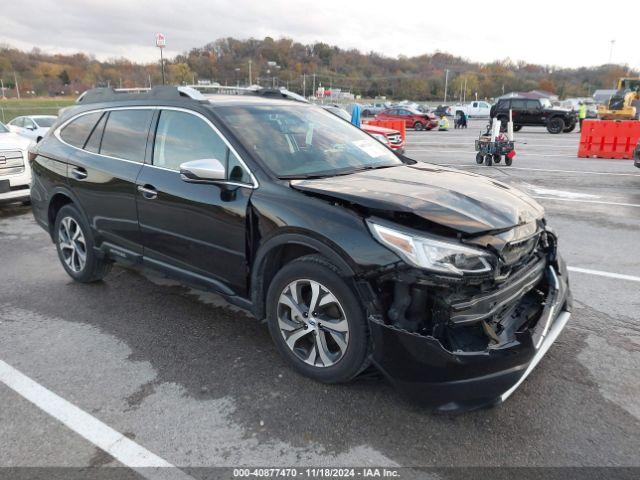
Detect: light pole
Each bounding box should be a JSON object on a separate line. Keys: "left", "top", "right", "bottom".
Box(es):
{"left": 235, "top": 68, "right": 241, "bottom": 87}
{"left": 155, "top": 33, "right": 166, "bottom": 85}
{"left": 248, "top": 60, "right": 252, "bottom": 86}
{"left": 443, "top": 69, "right": 449, "bottom": 103}
{"left": 609, "top": 39, "right": 616, "bottom": 64}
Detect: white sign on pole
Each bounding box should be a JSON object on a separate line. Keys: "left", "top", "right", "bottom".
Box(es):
{"left": 155, "top": 33, "right": 166, "bottom": 48}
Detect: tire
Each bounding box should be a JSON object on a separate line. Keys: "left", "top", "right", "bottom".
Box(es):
{"left": 513, "top": 125, "right": 522, "bottom": 132}
{"left": 493, "top": 154, "right": 501, "bottom": 164}
{"left": 413, "top": 122, "right": 424, "bottom": 131}
{"left": 54, "top": 204, "right": 112, "bottom": 283}
{"left": 266, "top": 254, "right": 370, "bottom": 384}
{"left": 475, "top": 153, "right": 484, "bottom": 164}
{"left": 505, "top": 156, "right": 513, "bottom": 166}
{"left": 563, "top": 123, "right": 576, "bottom": 133}
{"left": 484, "top": 154, "right": 493, "bottom": 166}
{"left": 547, "top": 117, "right": 565, "bottom": 134}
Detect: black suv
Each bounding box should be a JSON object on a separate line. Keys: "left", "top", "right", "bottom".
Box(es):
{"left": 490, "top": 97, "right": 577, "bottom": 134}
{"left": 30, "top": 86, "right": 571, "bottom": 410}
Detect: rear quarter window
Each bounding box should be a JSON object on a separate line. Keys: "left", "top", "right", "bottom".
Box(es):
{"left": 60, "top": 112, "right": 103, "bottom": 148}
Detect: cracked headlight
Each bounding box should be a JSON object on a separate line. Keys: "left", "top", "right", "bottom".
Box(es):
{"left": 367, "top": 221, "right": 493, "bottom": 276}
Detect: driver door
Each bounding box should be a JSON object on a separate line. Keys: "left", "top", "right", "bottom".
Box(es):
{"left": 136, "top": 108, "right": 255, "bottom": 296}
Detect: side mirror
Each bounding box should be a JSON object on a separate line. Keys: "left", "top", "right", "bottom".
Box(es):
{"left": 179, "top": 158, "right": 226, "bottom": 183}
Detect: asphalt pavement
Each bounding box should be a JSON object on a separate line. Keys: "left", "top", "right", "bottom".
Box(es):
{"left": 1, "top": 120, "right": 639, "bottom": 478}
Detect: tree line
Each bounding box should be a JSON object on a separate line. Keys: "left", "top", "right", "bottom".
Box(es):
{"left": 0, "top": 37, "right": 636, "bottom": 101}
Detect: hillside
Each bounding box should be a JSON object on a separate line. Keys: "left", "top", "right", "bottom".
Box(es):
{"left": 0, "top": 37, "right": 635, "bottom": 100}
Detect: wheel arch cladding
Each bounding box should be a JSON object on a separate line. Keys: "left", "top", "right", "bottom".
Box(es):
{"left": 251, "top": 233, "right": 356, "bottom": 320}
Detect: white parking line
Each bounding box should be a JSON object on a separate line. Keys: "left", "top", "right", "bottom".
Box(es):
{"left": 568, "top": 267, "right": 640, "bottom": 283}
{"left": 408, "top": 149, "right": 571, "bottom": 158}
{"left": 531, "top": 196, "right": 640, "bottom": 208}
{"left": 431, "top": 164, "right": 640, "bottom": 177}
{"left": 0, "top": 359, "right": 194, "bottom": 480}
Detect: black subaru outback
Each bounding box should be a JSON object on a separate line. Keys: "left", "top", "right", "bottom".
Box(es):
{"left": 29, "top": 86, "right": 571, "bottom": 411}
{"left": 490, "top": 97, "right": 577, "bottom": 134}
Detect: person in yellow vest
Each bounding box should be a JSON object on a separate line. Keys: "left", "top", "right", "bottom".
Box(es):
{"left": 438, "top": 115, "right": 449, "bottom": 131}
{"left": 578, "top": 102, "right": 587, "bottom": 132}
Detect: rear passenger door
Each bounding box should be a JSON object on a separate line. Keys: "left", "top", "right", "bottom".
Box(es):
{"left": 136, "top": 108, "right": 254, "bottom": 296}
{"left": 61, "top": 108, "right": 154, "bottom": 256}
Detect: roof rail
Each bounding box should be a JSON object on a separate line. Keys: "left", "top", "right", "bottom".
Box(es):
{"left": 185, "top": 84, "right": 308, "bottom": 103}
{"left": 75, "top": 85, "right": 206, "bottom": 104}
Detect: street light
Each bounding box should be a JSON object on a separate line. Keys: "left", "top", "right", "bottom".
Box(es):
{"left": 155, "top": 33, "right": 166, "bottom": 85}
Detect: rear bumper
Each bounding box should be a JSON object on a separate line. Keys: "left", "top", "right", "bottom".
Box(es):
{"left": 369, "top": 260, "right": 571, "bottom": 411}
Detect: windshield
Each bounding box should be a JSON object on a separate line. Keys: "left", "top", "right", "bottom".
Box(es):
{"left": 0, "top": 122, "right": 8, "bottom": 133}
{"left": 324, "top": 106, "right": 352, "bottom": 122}
{"left": 217, "top": 104, "right": 403, "bottom": 178}
{"left": 34, "top": 117, "right": 56, "bottom": 127}
{"left": 539, "top": 98, "right": 552, "bottom": 108}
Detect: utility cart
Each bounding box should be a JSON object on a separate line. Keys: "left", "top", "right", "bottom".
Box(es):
{"left": 474, "top": 132, "right": 515, "bottom": 166}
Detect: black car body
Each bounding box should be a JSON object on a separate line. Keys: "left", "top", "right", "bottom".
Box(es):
{"left": 30, "top": 86, "right": 572, "bottom": 411}
{"left": 490, "top": 97, "right": 577, "bottom": 134}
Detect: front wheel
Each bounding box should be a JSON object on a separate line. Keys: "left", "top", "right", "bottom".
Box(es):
{"left": 493, "top": 154, "right": 501, "bottom": 164}
{"left": 563, "top": 123, "right": 576, "bottom": 133}
{"left": 413, "top": 122, "right": 424, "bottom": 131}
{"left": 54, "top": 204, "right": 111, "bottom": 283}
{"left": 484, "top": 154, "right": 493, "bottom": 166}
{"left": 266, "top": 255, "right": 370, "bottom": 384}
{"left": 505, "top": 156, "right": 513, "bottom": 166}
{"left": 513, "top": 125, "right": 522, "bottom": 132}
{"left": 475, "top": 153, "right": 484, "bottom": 164}
{"left": 547, "top": 117, "right": 565, "bottom": 134}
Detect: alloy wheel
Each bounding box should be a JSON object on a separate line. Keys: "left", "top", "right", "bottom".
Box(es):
{"left": 277, "top": 279, "right": 349, "bottom": 367}
{"left": 58, "top": 216, "right": 87, "bottom": 273}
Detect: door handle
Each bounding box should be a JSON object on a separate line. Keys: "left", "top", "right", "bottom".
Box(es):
{"left": 71, "top": 167, "right": 87, "bottom": 180}
{"left": 137, "top": 184, "right": 158, "bottom": 199}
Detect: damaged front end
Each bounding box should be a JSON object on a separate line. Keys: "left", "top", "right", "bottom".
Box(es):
{"left": 363, "top": 221, "right": 572, "bottom": 412}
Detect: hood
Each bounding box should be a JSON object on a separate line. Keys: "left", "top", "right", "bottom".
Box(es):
{"left": 0, "top": 132, "right": 30, "bottom": 151}
{"left": 362, "top": 124, "right": 398, "bottom": 135}
{"left": 290, "top": 163, "right": 544, "bottom": 235}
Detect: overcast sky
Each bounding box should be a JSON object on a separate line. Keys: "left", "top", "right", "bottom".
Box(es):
{"left": 1, "top": 0, "right": 638, "bottom": 69}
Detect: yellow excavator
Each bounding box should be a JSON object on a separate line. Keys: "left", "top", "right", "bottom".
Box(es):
{"left": 598, "top": 77, "right": 640, "bottom": 120}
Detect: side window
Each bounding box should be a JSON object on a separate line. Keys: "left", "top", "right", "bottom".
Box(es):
{"left": 83, "top": 113, "right": 107, "bottom": 153}
{"left": 526, "top": 100, "right": 540, "bottom": 110}
{"left": 11, "top": 117, "right": 25, "bottom": 127}
{"left": 60, "top": 112, "right": 103, "bottom": 148}
{"left": 153, "top": 110, "right": 250, "bottom": 184}
{"left": 511, "top": 100, "right": 527, "bottom": 110}
{"left": 100, "top": 109, "right": 153, "bottom": 162}
{"left": 24, "top": 118, "right": 36, "bottom": 129}
{"left": 227, "top": 150, "right": 251, "bottom": 184}
{"left": 472, "top": 102, "right": 478, "bottom": 107}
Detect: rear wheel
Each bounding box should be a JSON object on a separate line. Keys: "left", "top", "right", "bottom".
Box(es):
{"left": 547, "top": 117, "right": 565, "bottom": 134}
{"left": 493, "top": 154, "right": 501, "bottom": 164}
{"left": 54, "top": 204, "right": 111, "bottom": 283}
{"left": 484, "top": 154, "right": 493, "bottom": 166}
{"left": 563, "top": 123, "right": 576, "bottom": 133}
{"left": 414, "top": 121, "right": 424, "bottom": 131}
{"left": 266, "top": 255, "right": 370, "bottom": 384}
{"left": 505, "top": 156, "right": 513, "bottom": 166}
{"left": 513, "top": 125, "right": 523, "bottom": 132}
{"left": 475, "top": 153, "right": 484, "bottom": 164}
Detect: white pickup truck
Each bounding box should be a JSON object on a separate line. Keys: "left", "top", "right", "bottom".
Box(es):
{"left": 450, "top": 101, "right": 492, "bottom": 118}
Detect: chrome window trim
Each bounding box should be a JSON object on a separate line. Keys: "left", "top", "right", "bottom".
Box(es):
{"left": 54, "top": 105, "right": 259, "bottom": 189}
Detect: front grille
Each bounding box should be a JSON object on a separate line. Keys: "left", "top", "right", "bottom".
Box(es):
{"left": 387, "top": 134, "right": 403, "bottom": 145}
{"left": 502, "top": 234, "right": 539, "bottom": 266}
{"left": 0, "top": 150, "right": 25, "bottom": 176}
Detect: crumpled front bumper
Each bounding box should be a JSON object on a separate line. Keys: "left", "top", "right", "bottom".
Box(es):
{"left": 369, "top": 258, "right": 572, "bottom": 412}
